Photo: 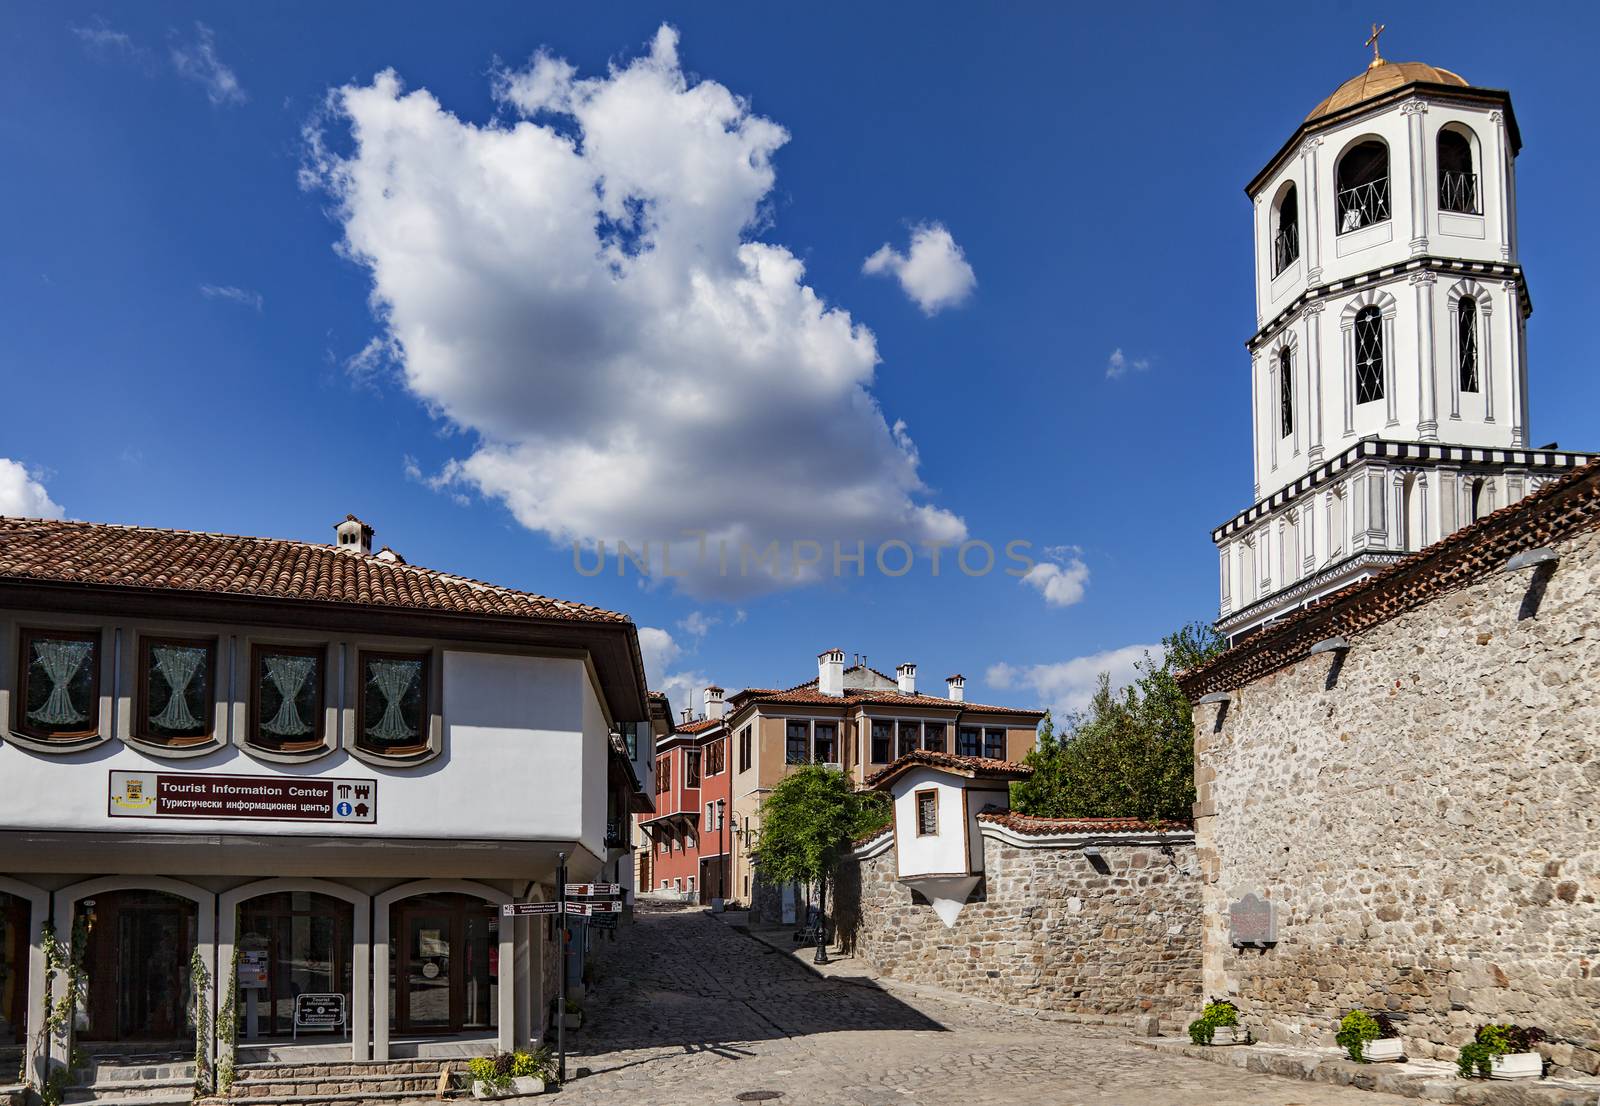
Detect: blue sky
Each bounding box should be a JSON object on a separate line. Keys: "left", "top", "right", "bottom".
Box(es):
{"left": 3, "top": 3, "right": 1598, "bottom": 720}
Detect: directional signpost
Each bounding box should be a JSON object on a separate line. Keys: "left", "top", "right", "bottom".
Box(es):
{"left": 564, "top": 899, "right": 623, "bottom": 917}
{"left": 501, "top": 901, "right": 560, "bottom": 917}
{"left": 564, "top": 883, "right": 621, "bottom": 898}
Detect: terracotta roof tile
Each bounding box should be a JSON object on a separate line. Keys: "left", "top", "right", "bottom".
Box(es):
{"left": 1180, "top": 458, "right": 1600, "bottom": 698}
{"left": 977, "top": 811, "right": 1190, "bottom": 836}
{"left": 741, "top": 685, "right": 1042, "bottom": 717}
{"left": 0, "top": 516, "right": 629, "bottom": 624}
{"left": 864, "top": 749, "right": 1034, "bottom": 789}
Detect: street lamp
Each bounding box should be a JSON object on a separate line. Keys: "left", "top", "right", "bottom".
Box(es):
{"left": 716, "top": 799, "right": 726, "bottom": 902}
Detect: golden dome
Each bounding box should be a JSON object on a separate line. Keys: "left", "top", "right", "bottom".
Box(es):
{"left": 1306, "top": 60, "right": 1468, "bottom": 122}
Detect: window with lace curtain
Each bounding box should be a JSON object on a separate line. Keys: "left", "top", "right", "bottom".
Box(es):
{"left": 15, "top": 627, "right": 101, "bottom": 742}
{"left": 136, "top": 635, "right": 216, "bottom": 746}
{"left": 249, "top": 644, "right": 326, "bottom": 753}
{"left": 357, "top": 650, "right": 429, "bottom": 756}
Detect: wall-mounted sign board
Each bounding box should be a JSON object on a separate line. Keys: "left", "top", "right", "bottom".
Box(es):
{"left": 108, "top": 771, "right": 376, "bottom": 823}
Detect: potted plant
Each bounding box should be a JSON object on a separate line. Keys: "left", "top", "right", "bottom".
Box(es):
{"left": 468, "top": 1049, "right": 556, "bottom": 1098}
{"left": 562, "top": 996, "right": 584, "bottom": 1030}
{"left": 1336, "top": 1010, "right": 1403, "bottom": 1062}
{"left": 1457, "top": 1023, "right": 1547, "bottom": 1081}
{"left": 1189, "top": 998, "right": 1249, "bottom": 1046}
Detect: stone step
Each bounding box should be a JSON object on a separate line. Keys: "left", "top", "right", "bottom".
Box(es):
{"left": 233, "top": 1063, "right": 445, "bottom": 1081}
{"left": 231, "top": 1074, "right": 447, "bottom": 1097}
{"left": 62, "top": 1091, "right": 195, "bottom": 1106}
{"left": 204, "top": 1093, "right": 463, "bottom": 1106}
{"left": 77, "top": 1064, "right": 198, "bottom": 1085}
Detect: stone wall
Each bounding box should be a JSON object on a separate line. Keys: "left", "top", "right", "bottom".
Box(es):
{"left": 1193, "top": 522, "right": 1600, "bottom": 1077}
{"left": 836, "top": 831, "right": 1202, "bottom": 1025}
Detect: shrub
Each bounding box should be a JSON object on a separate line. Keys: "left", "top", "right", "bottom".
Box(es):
{"left": 1456, "top": 1023, "right": 1547, "bottom": 1079}
{"left": 467, "top": 1048, "right": 556, "bottom": 1092}
{"left": 1335, "top": 1010, "right": 1399, "bottom": 1062}
{"left": 1188, "top": 998, "right": 1241, "bottom": 1045}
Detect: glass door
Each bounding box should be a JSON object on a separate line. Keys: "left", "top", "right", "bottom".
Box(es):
{"left": 0, "top": 896, "right": 26, "bottom": 1045}
{"left": 115, "top": 903, "right": 192, "bottom": 1039}
{"left": 398, "top": 912, "right": 455, "bottom": 1033}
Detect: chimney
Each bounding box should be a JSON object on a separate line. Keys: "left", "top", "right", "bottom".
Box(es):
{"left": 896, "top": 663, "right": 917, "bottom": 695}
{"left": 703, "top": 686, "right": 725, "bottom": 721}
{"left": 334, "top": 515, "right": 374, "bottom": 556}
{"left": 680, "top": 707, "right": 693, "bottom": 725}
{"left": 817, "top": 648, "right": 845, "bottom": 697}
{"left": 945, "top": 674, "right": 965, "bottom": 702}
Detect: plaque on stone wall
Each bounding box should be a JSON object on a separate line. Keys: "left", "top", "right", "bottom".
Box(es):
{"left": 1228, "top": 892, "right": 1277, "bottom": 947}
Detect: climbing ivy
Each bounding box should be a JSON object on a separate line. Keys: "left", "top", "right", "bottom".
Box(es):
{"left": 215, "top": 945, "right": 239, "bottom": 1094}
{"left": 26, "top": 918, "right": 87, "bottom": 1106}
{"left": 190, "top": 949, "right": 213, "bottom": 1095}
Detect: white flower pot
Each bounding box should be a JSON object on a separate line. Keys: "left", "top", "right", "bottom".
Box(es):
{"left": 472, "top": 1077, "right": 546, "bottom": 1099}
{"left": 1364, "top": 1037, "right": 1404, "bottom": 1062}
{"left": 1210, "top": 1025, "right": 1245, "bottom": 1045}
{"left": 1489, "top": 1052, "right": 1542, "bottom": 1080}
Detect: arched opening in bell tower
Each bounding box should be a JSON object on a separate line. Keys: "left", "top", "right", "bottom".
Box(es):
{"left": 1437, "top": 125, "right": 1481, "bottom": 214}
{"left": 1335, "top": 139, "right": 1390, "bottom": 233}
{"left": 1272, "top": 182, "right": 1300, "bottom": 275}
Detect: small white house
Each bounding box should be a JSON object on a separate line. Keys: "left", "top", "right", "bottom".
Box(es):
{"left": 864, "top": 751, "right": 1032, "bottom": 926}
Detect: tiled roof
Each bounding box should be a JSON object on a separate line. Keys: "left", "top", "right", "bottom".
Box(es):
{"left": 671, "top": 717, "right": 722, "bottom": 736}
{"left": 977, "top": 811, "right": 1190, "bottom": 836}
{"left": 1179, "top": 457, "right": 1600, "bottom": 698}
{"left": 740, "top": 685, "right": 1042, "bottom": 717}
{"left": 864, "top": 749, "right": 1034, "bottom": 790}
{"left": 0, "top": 516, "right": 630, "bottom": 624}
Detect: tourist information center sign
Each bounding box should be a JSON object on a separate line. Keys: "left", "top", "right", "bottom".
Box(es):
{"left": 108, "top": 771, "right": 378, "bottom": 823}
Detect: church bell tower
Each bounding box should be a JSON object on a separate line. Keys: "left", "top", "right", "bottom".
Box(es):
{"left": 1213, "top": 29, "right": 1593, "bottom": 642}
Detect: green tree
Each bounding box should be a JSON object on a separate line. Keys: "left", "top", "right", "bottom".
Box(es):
{"left": 1012, "top": 621, "right": 1222, "bottom": 822}
{"left": 753, "top": 764, "right": 890, "bottom": 963}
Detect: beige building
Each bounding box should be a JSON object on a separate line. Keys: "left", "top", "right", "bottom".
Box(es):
{"left": 1181, "top": 459, "right": 1600, "bottom": 1078}
{"left": 715, "top": 650, "right": 1044, "bottom": 912}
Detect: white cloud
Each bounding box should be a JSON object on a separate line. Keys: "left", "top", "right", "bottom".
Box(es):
{"left": 71, "top": 18, "right": 140, "bottom": 59}
{"left": 199, "top": 284, "right": 263, "bottom": 311}
{"left": 306, "top": 26, "right": 965, "bottom": 599}
{"left": 0, "top": 460, "right": 65, "bottom": 520}
{"left": 638, "top": 625, "right": 711, "bottom": 718}
{"left": 986, "top": 643, "right": 1156, "bottom": 720}
{"left": 678, "top": 610, "right": 718, "bottom": 639}
{"left": 862, "top": 223, "right": 976, "bottom": 315}
{"left": 1106, "top": 348, "right": 1151, "bottom": 379}
{"left": 1021, "top": 557, "right": 1089, "bottom": 608}
{"left": 171, "top": 23, "right": 246, "bottom": 106}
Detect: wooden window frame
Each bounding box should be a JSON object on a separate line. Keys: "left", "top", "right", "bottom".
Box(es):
{"left": 869, "top": 719, "right": 892, "bottom": 764}
{"left": 738, "top": 726, "right": 752, "bottom": 773}
{"left": 784, "top": 720, "right": 810, "bottom": 765}
{"left": 355, "top": 649, "right": 431, "bottom": 758}
{"left": 922, "top": 722, "right": 947, "bottom": 754}
{"left": 134, "top": 634, "right": 219, "bottom": 748}
{"left": 956, "top": 726, "right": 981, "bottom": 758}
{"left": 983, "top": 727, "right": 1006, "bottom": 760}
{"left": 685, "top": 748, "right": 701, "bottom": 787}
{"left": 247, "top": 643, "right": 328, "bottom": 755}
{"left": 812, "top": 721, "right": 838, "bottom": 765}
{"left": 914, "top": 788, "right": 939, "bottom": 837}
{"left": 14, "top": 626, "right": 102, "bottom": 743}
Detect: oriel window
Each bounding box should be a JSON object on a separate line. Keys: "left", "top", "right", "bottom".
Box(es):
{"left": 358, "top": 651, "right": 429, "bottom": 756}
{"left": 137, "top": 636, "right": 216, "bottom": 746}
{"left": 16, "top": 628, "right": 100, "bottom": 742}
{"left": 250, "top": 645, "right": 325, "bottom": 753}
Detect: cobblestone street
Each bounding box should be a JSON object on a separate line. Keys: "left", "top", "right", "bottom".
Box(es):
{"left": 556, "top": 906, "right": 1413, "bottom": 1106}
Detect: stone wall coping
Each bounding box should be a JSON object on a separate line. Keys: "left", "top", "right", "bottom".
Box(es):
{"left": 851, "top": 827, "right": 894, "bottom": 859}
{"left": 978, "top": 822, "right": 1195, "bottom": 850}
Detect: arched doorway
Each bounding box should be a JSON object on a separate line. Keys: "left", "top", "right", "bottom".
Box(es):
{"left": 77, "top": 890, "right": 199, "bottom": 1042}
{"left": 391, "top": 894, "right": 499, "bottom": 1036}
{"left": 0, "top": 893, "right": 29, "bottom": 1048}
{"left": 236, "top": 892, "right": 353, "bottom": 1041}
{"left": 372, "top": 881, "right": 515, "bottom": 1060}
